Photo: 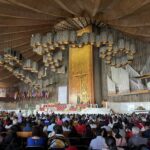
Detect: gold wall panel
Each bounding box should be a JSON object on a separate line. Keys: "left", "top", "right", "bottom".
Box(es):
{"left": 69, "top": 26, "right": 94, "bottom": 104}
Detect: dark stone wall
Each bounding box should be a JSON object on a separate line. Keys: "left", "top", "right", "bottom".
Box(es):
{"left": 93, "top": 47, "right": 102, "bottom": 106}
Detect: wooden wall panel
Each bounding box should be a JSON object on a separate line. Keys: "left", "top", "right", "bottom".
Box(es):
{"left": 69, "top": 26, "right": 94, "bottom": 104}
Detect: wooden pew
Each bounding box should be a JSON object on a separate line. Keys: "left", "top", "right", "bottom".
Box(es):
{"left": 17, "top": 131, "right": 32, "bottom": 138}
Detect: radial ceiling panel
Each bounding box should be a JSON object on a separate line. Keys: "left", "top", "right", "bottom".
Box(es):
{"left": 0, "top": 0, "right": 150, "bottom": 87}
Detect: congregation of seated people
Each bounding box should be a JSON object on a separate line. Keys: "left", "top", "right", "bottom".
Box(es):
{"left": 0, "top": 111, "right": 150, "bottom": 150}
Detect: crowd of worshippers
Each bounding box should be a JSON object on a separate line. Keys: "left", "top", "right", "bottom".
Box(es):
{"left": 0, "top": 111, "right": 150, "bottom": 150}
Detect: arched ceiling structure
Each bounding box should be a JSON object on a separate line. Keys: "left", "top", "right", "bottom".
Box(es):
{"left": 0, "top": 0, "right": 150, "bottom": 87}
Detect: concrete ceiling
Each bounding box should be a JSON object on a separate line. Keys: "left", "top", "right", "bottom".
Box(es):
{"left": 0, "top": 0, "right": 150, "bottom": 87}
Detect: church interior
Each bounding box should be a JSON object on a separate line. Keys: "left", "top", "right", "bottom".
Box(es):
{"left": 0, "top": 1, "right": 150, "bottom": 149}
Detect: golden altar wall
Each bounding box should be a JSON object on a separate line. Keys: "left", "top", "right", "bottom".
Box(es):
{"left": 69, "top": 26, "right": 94, "bottom": 104}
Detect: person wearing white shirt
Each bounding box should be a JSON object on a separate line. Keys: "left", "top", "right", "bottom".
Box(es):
{"left": 5, "top": 124, "right": 12, "bottom": 130}
{"left": 47, "top": 120, "right": 56, "bottom": 133}
{"left": 101, "top": 125, "right": 112, "bottom": 132}
{"left": 90, "top": 122, "right": 97, "bottom": 129}
{"left": 89, "top": 128, "right": 107, "bottom": 150}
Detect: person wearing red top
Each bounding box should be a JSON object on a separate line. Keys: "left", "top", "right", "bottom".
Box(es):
{"left": 75, "top": 121, "right": 86, "bottom": 135}
{"left": 136, "top": 122, "right": 144, "bottom": 130}
{"left": 56, "top": 117, "right": 63, "bottom": 126}
{"left": 126, "top": 127, "right": 133, "bottom": 140}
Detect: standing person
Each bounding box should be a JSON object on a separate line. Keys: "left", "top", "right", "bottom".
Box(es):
{"left": 17, "top": 110, "right": 22, "bottom": 124}
{"left": 77, "top": 95, "right": 80, "bottom": 104}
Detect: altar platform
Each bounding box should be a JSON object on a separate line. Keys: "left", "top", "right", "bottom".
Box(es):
{"left": 36, "top": 103, "right": 111, "bottom": 114}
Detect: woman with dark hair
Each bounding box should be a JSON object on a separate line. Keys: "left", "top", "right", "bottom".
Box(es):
{"left": 27, "top": 126, "right": 46, "bottom": 147}
{"left": 112, "top": 127, "right": 127, "bottom": 147}
{"left": 84, "top": 124, "right": 94, "bottom": 138}
{"left": 68, "top": 126, "right": 80, "bottom": 138}
{"left": 105, "top": 136, "right": 124, "bottom": 150}
{"left": 62, "top": 120, "right": 71, "bottom": 132}
{"left": 101, "top": 128, "right": 108, "bottom": 138}
{"left": 75, "top": 120, "right": 86, "bottom": 136}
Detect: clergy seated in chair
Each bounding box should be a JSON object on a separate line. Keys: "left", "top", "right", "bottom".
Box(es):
{"left": 26, "top": 126, "right": 46, "bottom": 148}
